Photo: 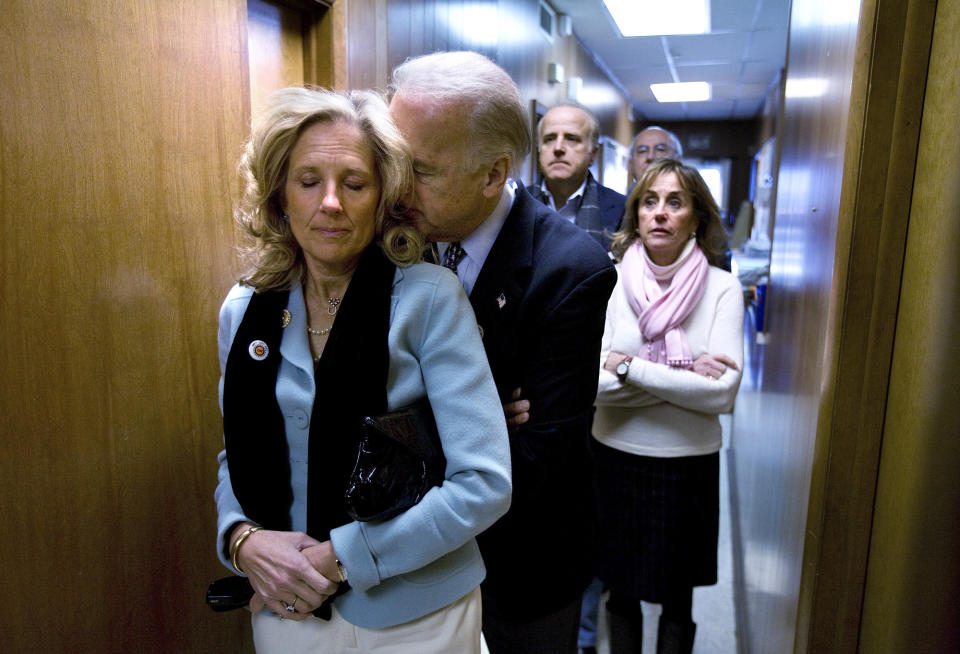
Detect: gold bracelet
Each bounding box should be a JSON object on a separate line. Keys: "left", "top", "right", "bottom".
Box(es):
{"left": 335, "top": 558, "right": 348, "bottom": 583}
{"left": 230, "top": 525, "right": 262, "bottom": 575}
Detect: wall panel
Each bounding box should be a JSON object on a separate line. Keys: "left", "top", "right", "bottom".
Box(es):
{"left": 859, "top": 0, "right": 960, "bottom": 649}
{"left": 728, "top": 0, "right": 864, "bottom": 650}
{"left": 0, "top": 1, "right": 252, "bottom": 651}
{"left": 248, "top": 0, "right": 305, "bottom": 112}
{"left": 730, "top": 0, "right": 944, "bottom": 651}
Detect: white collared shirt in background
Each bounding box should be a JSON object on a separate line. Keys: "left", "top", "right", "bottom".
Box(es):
{"left": 538, "top": 177, "right": 586, "bottom": 223}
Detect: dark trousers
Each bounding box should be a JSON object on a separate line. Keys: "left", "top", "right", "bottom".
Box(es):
{"left": 482, "top": 591, "right": 582, "bottom": 654}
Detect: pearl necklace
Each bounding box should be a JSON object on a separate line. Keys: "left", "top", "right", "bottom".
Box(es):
{"left": 308, "top": 325, "right": 329, "bottom": 363}
{"left": 307, "top": 295, "right": 340, "bottom": 363}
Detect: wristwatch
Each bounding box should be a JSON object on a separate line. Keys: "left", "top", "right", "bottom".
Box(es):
{"left": 616, "top": 356, "right": 633, "bottom": 380}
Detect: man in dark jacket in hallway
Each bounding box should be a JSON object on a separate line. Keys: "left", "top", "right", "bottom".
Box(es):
{"left": 390, "top": 51, "right": 617, "bottom": 654}
{"left": 528, "top": 102, "right": 626, "bottom": 250}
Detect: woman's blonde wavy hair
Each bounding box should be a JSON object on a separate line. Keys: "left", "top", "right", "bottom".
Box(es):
{"left": 609, "top": 158, "right": 728, "bottom": 267}
{"left": 234, "top": 87, "right": 421, "bottom": 291}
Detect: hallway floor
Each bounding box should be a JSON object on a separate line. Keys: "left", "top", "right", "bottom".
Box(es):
{"left": 481, "top": 414, "right": 739, "bottom": 653}
{"left": 592, "top": 416, "right": 739, "bottom": 653}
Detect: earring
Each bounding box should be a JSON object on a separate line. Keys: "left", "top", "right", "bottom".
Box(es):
{"left": 281, "top": 212, "right": 290, "bottom": 222}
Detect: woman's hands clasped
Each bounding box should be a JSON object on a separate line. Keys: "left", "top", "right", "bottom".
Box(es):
{"left": 692, "top": 352, "right": 739, "bottom": 380}
{"left": 230, "top": 524, "right": 341, "bottom": 620}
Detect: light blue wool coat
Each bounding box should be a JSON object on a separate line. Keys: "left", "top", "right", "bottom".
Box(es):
{"left": 215, "top": 262, "right": 512, "bottom": 629}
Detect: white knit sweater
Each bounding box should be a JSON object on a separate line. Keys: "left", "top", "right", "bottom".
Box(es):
{"left": 594, "top": 264, "right": 745, "bottom": 457}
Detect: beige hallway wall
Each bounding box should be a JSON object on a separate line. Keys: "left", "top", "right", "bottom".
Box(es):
{"left": 728, "top": 0, "right": 864, "bottom": 647}
{"left": 730, "top": 0, "right": 947, "bottom": 651}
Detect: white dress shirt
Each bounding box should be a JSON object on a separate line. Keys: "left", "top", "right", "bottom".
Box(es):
{"left": 539, "top": 177, "right": 587, "bottom": 222}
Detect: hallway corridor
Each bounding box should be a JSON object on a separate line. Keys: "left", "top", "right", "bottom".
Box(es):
{"left": 479, "top": 413, "right": 740, "bottom": 654}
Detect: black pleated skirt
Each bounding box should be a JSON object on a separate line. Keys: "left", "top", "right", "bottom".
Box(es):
{"left": 593, "top": 440, "right": 719, "bottom": 603}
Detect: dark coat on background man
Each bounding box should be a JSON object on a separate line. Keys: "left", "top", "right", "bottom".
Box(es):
{"left": 527, "top": 171, "right": 626, "bottom": 249}
{"left": 472, "top": 185, "right": 617, "bottom": 619}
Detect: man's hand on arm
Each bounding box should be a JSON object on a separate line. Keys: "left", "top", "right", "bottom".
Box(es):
{"left": 503, "top": 387, "right": 530, "bottom": 432}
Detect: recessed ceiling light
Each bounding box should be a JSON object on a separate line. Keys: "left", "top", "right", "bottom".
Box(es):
{"left": 602, "top": 0, "right": 710, "bottom": 37}
{"left": 650, "top": 82, "right": 711, "bottom": 103}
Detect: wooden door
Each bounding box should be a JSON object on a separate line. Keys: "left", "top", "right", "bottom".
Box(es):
{"left": 859, "top": 0, "right": 960, "bottom": 650}
{"left": 0, "top": 1, "right": 251, "bottom": 651}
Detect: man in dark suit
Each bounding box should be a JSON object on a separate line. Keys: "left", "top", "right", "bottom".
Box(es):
{"left": 390, "top": 51, "right": 617, "bottom": 654}
{"left": 527, "top": 102, "right": 626, "bottom": 250}
{"left": 529, "top": 101, "right": 625, "bottom": 654}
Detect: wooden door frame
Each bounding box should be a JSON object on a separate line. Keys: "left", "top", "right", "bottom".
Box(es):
{"left": 794, "top": 0, "right": 938, "bottom": 651}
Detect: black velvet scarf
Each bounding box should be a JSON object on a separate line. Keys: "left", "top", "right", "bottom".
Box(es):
{"left": 222, "top": 245, "right": 395, "bottom": 539}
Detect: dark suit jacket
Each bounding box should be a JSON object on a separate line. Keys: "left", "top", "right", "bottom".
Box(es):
{"left": 527, "top": 172, "right": 626, "bottom": 249}
{"left": 472, "top": 185, "right": 617, "bottom": 619}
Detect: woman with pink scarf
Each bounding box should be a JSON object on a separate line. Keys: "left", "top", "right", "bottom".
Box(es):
{"left": 593, "top": 159, "right": 744, "bottom": 654}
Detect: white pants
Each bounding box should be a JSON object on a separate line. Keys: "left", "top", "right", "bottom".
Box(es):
{"left": 251, "top": 586, "right": 482, "bottom": 654}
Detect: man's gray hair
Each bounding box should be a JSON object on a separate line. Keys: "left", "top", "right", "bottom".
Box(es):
{"left": 631, "top": 126, "right": 683, "bottom": 157}
{"left": 538, "top": 101, "right": 601, "bottom": 150}
{"left": 390, "top": 51, "right": 531, "bottom": 174}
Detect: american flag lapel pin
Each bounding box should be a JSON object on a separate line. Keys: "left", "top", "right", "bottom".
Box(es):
{"left": 497, "top": 293, "right": 507, "bottom": 309}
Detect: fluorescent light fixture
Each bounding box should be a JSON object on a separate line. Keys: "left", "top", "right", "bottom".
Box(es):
{"left": 602, "top": 0, "right": 710, "bottom": 37}
{"left": 785, "top": 78, "right": 829, "bottom": 98}
{"left": 576, "top": 84, "right": 623, "bottom": 108}
{"left": 650, "top": 82, "right": 711, "bottom": 103}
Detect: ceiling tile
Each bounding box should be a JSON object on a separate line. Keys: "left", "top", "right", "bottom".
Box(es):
{"left": 675, "top": 62, "right": 744, "bottom": 83}
{"left": 621, "top": 64, "right": 677, "bottom": 92}
{"left": 545, "top": 0, "right": 791, "bottom": 120}
{"left": 665, "top": 32, "right": 751, "bottom": 64}
{"left": 596, "top": 36, "right": 669, "bottom": 62}
{"left": 757, "top": 0, "right": 793, "bottom": 29}
{"left": 707, "top": 82, "right": 743, "bottom": 100}
{"left": 747, "top": 28, "right": 790, "bottom": 61}
{"left": 710, "top": 0, "right": 762, "bottom": 31}
{"left": 741, "top": 60, "right": 784, "bottom": 84}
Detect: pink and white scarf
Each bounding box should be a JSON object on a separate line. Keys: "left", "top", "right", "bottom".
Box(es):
{"left": 621, "top": 238, "right": 709, "bottom": 369}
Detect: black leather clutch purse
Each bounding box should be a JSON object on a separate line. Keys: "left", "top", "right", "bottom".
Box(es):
{"left": 344, "top": 397, "right": 446, "bottom": 522}
{"left": 205, "top": 574, "right": 255, "bottom": 612}
{"left": 205, "top": 575, "right": 348, "bottom": 618}
{"left": 206, "top": 399, "right": 444, "bottom": 613}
